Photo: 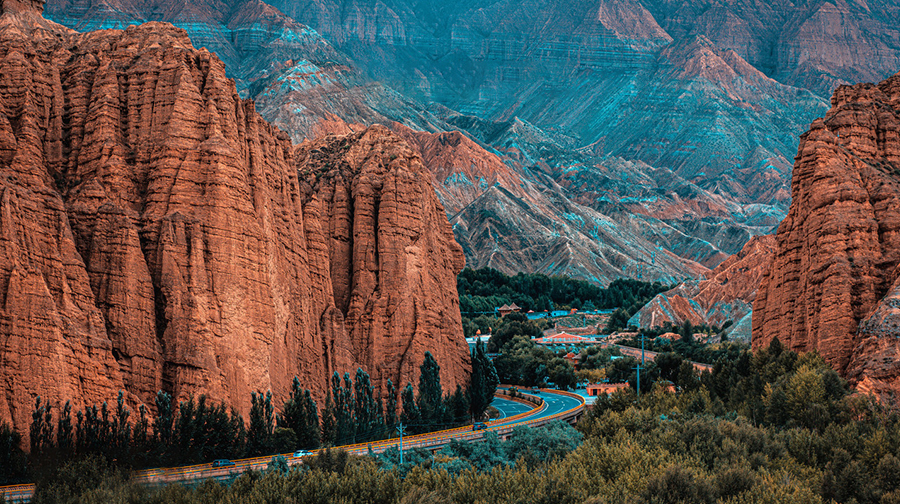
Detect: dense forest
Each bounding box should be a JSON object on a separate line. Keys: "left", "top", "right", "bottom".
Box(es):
{"left": 12, "top": 341, "right": 900, "bottom": 504}
{"left": 459, "top": 268, "right": 672, "bottom": 338}
{"left": 457, "top": 267, "right": 670, "bottom": 316}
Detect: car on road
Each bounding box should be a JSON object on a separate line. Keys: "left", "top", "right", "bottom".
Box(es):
{"left": 473, "top": 422, "right": 487, "bottom": 431}
{"left": 531, "top": 386, "right": 541, "bottom": 394}
{"left": 293, "top": 450, "right": 312, "bottom": 458}
{"left": 212, "top": 459, "right": 235, "bottom": 468}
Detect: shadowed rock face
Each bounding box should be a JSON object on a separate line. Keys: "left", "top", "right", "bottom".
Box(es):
{"left": 0, "top": 1, "right": 469, "bottom": 435}
{"left": 753, "top": 71, "right": 900, "bottom": 397}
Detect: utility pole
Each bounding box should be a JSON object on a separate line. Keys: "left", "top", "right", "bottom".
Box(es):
{"left": 634, "top": 333, "right": 645, "bottom": 400}
{"left": 397, "top": 423, "right": 406, "bottom": 465}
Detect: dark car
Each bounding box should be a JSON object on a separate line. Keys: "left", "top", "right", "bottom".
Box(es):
{"left": 212, "top": 459, "right": 235, "bottom": 468}
{"left": 473, "top": 422, "right": 487, "bottom": 431}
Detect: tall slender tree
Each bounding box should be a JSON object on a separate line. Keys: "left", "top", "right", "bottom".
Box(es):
{"left": 384, "top": 379, "right": 398, "bottom": 434}
{"left": 154, "top": 391, "right": 174, "bottom": 462}
{"left": 56, "top": 400, "right": 74, "bottom": 456}
{"left": 417, "top": 352, "right": 444, "bottom": 429}
{"left": 247, "top": 391, "right": 275, "bottom": 456}
{"left": 132, "top": 404, "right": 150, "bottom": 464}
{"left": 280, "top": 377, "right": 320, "bottom": 449}
{"left": 353, "top": 368, "right": 378, "bottom": 442}
{"left": 112, "top": 391, "right": 131, "bottom": 461}
{"left": 400, "top": 383, "right": 420, "bottom": 432}
{"left": 321, "top": 392, "right": 336, "bottom": 446}
{"left": 469, "top": 341, "right": 499, "bottom": 420}
{"left": 29, "top": 397, "right": 53, "bottom": 458}
{"left": 301, "top": 390, "right": 320, "bottom": 448}
{"left": 331, "top": 372, "right": 355, "bottom": 445}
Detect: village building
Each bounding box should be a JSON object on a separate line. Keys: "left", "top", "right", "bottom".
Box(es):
{"left": 586, "top": 382, "right": 630, "bottom": 396}
{"left": 496, "top": 303, "right": 522, "bottom": 317}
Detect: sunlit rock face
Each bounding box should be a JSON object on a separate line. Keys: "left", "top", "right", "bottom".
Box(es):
{"left": 630, "top": 235, "right": 776, "bottom": 341}
{"left": 753, "top": 71, "right": 900, "bottom": 398}
{"left": 0, "top": 1, "right": 470, "bottom": 437}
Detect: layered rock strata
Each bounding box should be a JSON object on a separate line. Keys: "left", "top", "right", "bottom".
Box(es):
{"left": 753, "top": 71, "right": 900, "bottom": 397}
{"left": 0, "top": 0, "right": 469, "bottom": 436}
{"left": 631, "top": 235, "right": 775, "bottom": 341}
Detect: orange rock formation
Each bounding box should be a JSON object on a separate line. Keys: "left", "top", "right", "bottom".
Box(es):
{"left": 630, "top": 235, "right": 775, "bottom": 339}
{"left": 0, "top": 0, "right": 470, "bottom": 435}
{"left": 753, "top": 71, "right": 900, "bottom": 397}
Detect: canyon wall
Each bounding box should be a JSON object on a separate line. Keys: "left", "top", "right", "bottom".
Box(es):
{"left": 0, "top": 0, "right": 469, "bottom": 435}
{"left": 753, "top": 71, "right": 900, "bottom": 397}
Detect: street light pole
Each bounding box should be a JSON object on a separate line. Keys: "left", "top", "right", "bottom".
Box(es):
{"left": 397, "top": 423, "right": 406, "bottom": 465}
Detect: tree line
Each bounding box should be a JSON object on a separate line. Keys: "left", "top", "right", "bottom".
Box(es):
{"left": 0, "top": 348, "right": 498, "bottom": 485}
{"left": 457, "top": 267, "right": 670, "bottom": 315}
{"left": 12, "top": 340, "right": 900, "bottom": 504}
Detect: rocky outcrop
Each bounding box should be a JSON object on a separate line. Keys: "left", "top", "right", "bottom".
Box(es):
{"left": 293, "top": 126, "right": 470, "bottom": 410}
{"left": 44, "top": 0, "right": 342, "bottom": 90}
{"left": 0, "top": 1, "right": 469, "bottom": 436}
{"left": 390, "top": 123, "right": 525, "bottom": 215}
{"left": 753, "top": 71, "right": 900, "bottom": 397}
{"left": 643, "top": 0, "right": 900, "bottom": 98}
{"left": 631, "top": 235, "right": 775, "bottom": 340}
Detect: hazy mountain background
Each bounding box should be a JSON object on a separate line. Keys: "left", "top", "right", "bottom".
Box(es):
{"left": 46, "top": 0, "right": 900, "bottom": 284}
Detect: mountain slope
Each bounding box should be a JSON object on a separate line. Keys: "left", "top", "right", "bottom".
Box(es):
{"left": 630, "top": 235, "right": 776, "bottom": 340}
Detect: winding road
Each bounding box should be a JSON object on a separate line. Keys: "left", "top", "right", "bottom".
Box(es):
{"left": 0, "top": 389, "right": 584, "bottom": 502}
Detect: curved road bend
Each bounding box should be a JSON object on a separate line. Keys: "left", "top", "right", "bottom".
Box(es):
{"left": 492, "top": 397, "right": 533, "bottom": 419}
{"left": 491, "top": 391, "right": 583, "bottom": 428}
{"left": 0, "top": 390, "right": 585, "bottom": 503}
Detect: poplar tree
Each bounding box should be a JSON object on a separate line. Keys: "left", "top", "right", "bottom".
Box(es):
{"left": 417, "top": 352, "right": 444, "bottom": 429}
{"left": 57, "top": 400, "right": 74, "bottom": 456}
{"left": 29, "top": 397, "right": 53, "bottom": 458}
{"left": 280, "top": 377, "right": 320, "bottom": 449}
{"left": 400, "top": 383, "right": 420, "bottom": 432}
{"left": 301, "top": 389, "right": 320, "bottom": 448}
{"left": 331, "top": 372, "right": 355, "bottom": 445}
{"left": 132, "top": 404, "right": 150, "bottom": 465}
{"left": 154, "top": 391, "right": 174, "bottom": 462}
{"left": 247, "top": 391, "right": 275, "bottom": 456}
{"left": 469, "top": 341, "right": 499, "bottom": 420}
{"left": 353, "top": 368, "right": 378, "bottom": 442}
{"left": 321, "top": 392, "right": 336, "bottom": 446}
{"left": 384, "top": 379, "right": 398, "bottom": 433}
{"left": 112, "top": 391, "right": 131, "bottom": 461}
{"left": 448, "top": 385, "right": 470, "bottom": 425}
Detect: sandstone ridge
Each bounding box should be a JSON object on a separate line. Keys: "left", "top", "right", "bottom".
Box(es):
{"left": 753, "top": 71, "right": 900, "bottom": 398}
{"left": 0, "top": 5, "right": 470, "bottom": 435}
{"left": 630, "top": 235, "right": 775, "bottom": 341}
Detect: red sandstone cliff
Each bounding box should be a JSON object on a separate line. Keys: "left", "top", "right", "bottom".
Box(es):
{"left": 0, "top": 0, "right": 469, "bottom": 435}
{"left": 630, "top": 235, "right": 775, "bottom": 340}
{"left": 753, "top": 71, "right": 900, "bottom": 397}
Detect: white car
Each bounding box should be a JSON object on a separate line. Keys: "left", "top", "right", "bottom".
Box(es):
{"left": 293, "top": 450, "right": 312, "bottom": 458}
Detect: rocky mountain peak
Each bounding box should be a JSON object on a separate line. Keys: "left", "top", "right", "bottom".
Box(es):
{"left": 1, "top": 0, "right": 45, "bottom": 16}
